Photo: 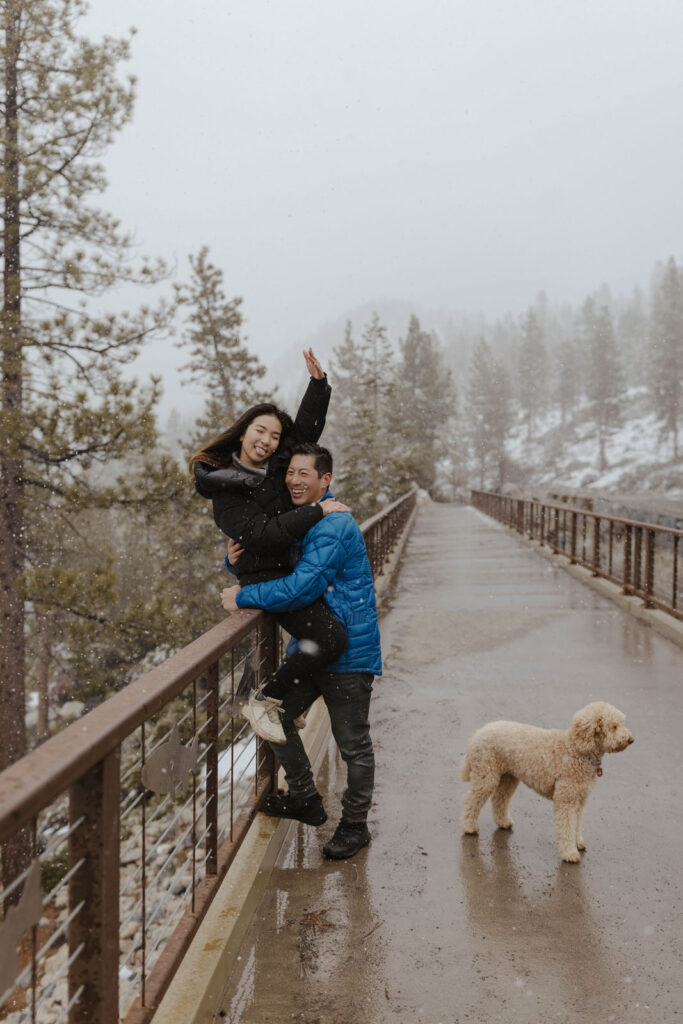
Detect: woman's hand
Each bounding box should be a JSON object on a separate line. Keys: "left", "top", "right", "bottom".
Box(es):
{"left": 227, "top": 538, "right": 245, "bottom": 565}
{"left": 221, "top": 585, "right": 241, "bottom": 612}
{"left": 303, "top": 347, "right": 325, "bottom": 380}
{"left": 320, "top": 498, "right": 351, "bottom": 515}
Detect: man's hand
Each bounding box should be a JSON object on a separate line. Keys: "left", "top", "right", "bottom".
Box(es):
{"left": 320, "top": 498, "right": 351, "bottom": 515}
{"left": 221, "top": 585, "right": 241, "bottom": 612}
{"left": 303, "top": 347, "right": 324, "bottom": 380}
{"left": 226, "top": 538, "right": 245, "bottom": 565}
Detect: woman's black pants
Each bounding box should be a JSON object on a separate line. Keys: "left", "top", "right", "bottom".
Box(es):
{"left": 261, "top": 597, "right": 347, "bottom": 701}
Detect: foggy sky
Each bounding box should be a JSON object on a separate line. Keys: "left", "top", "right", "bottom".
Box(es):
{"left": 84, "top": 0, "right": 683, "bottom": 410}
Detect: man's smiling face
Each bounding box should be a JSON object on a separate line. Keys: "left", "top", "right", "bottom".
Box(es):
{"left": 285, "top": 453, "right": 331, "bottom": 505}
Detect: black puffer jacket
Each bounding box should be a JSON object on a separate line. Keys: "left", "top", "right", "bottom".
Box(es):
{"left": 194, "top": 376, "right": 330, "bottom": 585}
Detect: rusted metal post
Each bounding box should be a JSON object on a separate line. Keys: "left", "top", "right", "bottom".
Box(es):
{"left": 623, "top": 525, "right": 633, "bottom": 595}
{"left": 256, "top": 616, "right": 278, "bottom": 794}
{"left": 68, "top": 748, "right": 121, "bottom": 1024}
{"left": 643, "top": 529, "right": 655, "bottom": 608}
{"left": 581, "top": 513, "right": 587, "bottom": 563}
{"left": 539, "top": 504, "right": 545, "bottom": 546}
{"left": 673, "top": 536, "right": 679, "bottom": 610}
{"left": 633, "top": 527, "right": 643, "bottom": 595}
{"left": 552, "top": 508, "right": 559, "bottom": 553}
{"left": 205, "top": 662, "right": 219, "bottom": 876}
{"left": 592, "top": 516, "right": 601, "bottom": 576}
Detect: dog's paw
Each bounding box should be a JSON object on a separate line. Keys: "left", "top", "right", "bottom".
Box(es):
{"left": 462, "top": 826, "right": 479, "bottom": 835}
{"left": 495, "top": 819, "right": 514, "bottom": 830}
{"left": 561, "top": 849, "right": 581, "bottom": 863}
{"left": 577, "top": 839, "right": 586, "bottom": 851}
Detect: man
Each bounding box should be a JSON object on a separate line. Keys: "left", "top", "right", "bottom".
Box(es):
{"left": 221, "top": 442, "right": 380, "bottom": 860}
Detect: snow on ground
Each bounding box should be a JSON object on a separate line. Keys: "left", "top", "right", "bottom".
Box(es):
{"left": 504, "top": 388, "right": 683, "bottom": 499}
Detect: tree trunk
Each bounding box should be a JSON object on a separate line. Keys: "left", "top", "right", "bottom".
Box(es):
{"left": 1, "top": 0, "right": 30, "bottom": 893}
{"left": 598, "top": 429, "right": 607, "bottom": 472}
{"left": 674, "top": 419, "right": 679, "bottom": 462}
{"left": 36, "top": 620, "right": 53, "bottom": 741}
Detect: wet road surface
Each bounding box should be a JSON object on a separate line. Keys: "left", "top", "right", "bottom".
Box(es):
{"left": 215, "top": 503, "right": 683, "bottom": 1024}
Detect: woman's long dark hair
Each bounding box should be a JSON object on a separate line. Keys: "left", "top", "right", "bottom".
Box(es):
{"left": 188, "top": 403, "right": 295, "bottom": 479}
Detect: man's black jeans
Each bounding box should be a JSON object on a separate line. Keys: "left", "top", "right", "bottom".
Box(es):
{"left": 271, "top": 671, "right": 375, "bottom": 824}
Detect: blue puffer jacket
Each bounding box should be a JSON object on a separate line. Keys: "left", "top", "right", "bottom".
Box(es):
{"left": 235, "top": 495, "right": 382, "bottom": 676}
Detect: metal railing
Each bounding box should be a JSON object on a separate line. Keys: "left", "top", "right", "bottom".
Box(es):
{"left": 362, "top": 488, "right": 418, "bottom": 578}
{"left": 472, "top": 489, "right": 683, "bottom": 620}
{"left": 0, "top": 487, "right": 417, "bottom": 1024}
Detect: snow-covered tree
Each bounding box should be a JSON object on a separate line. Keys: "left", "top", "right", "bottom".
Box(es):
{"left": 391, "top": 315, "right": 456, "bottom": 494}
{"left": 517, "top": 308, "right": 548, "bottom": 441}
{"left": 648, "top": 257, "right": 683, "bottom": 457}
{"left": 585, "top": 304, "right": 624, "bottom": 470}
{"left": 330, "top": 314, "right": 396, "bottom": 520}
{"left": 466, "top": 339, "right": 512, "bottom": 489}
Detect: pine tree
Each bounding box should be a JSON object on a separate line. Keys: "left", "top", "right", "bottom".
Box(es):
{"left": 466, "top": 339, "right": 512, "bottom": 489}
{"left": 327, "top": 320, "right": 361, "bottom": 454}
{"left": 517, "top": 308, "right": 548, "bottom": 441}
{"left": 648, "top": 257, "right": 683, "bottom": 458}
{"left": 22, "top": 456, "right": 223, "bottom": 716}
{"left": 585, "top": 304, "right": 623, "bottom": 470}
{"left": 391, "top": 315, "right": 456, "bottom": 494}
{"left": 553, "top": 332, "right": 582, "bottom": 426}
{"left": 176, "top": 247, "right": 268, "bottom": 441}
{"left": 617, "top": 286, "right": 649, "bottom": 389}
{"left": 330, "top": 314, "right": 395, "bottom": 520}
{"left": 0, "top": 0, "right": 169, "bottom": 832}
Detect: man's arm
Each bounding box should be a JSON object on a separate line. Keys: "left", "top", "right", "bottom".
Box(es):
{"left": 214, "top": 492, "right": 323, "bottom": 550}
{"left": 234, "top": 521, "right": 348, "bottom": 613}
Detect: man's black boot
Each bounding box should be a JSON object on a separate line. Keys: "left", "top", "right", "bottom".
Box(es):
{"left": 322, "top": 819, "right": 371, "bottom": 859}
{"left": 261, "top": 792, "right": 327, "bottom": 826}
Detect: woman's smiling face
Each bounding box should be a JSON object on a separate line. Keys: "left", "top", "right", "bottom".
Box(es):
{"left": 239, "top": 414, "right": 283, "bottom": 468}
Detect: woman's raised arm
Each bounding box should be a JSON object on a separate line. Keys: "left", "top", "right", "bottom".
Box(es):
{"left": 303, "top": 347, "right": 324, "bottom": 379}
{"left": 293, "top": 348, "right": 331, "bottom": 443}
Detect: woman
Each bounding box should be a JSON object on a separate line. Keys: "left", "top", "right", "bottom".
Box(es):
{"left": 190, "top": 349, "right": 348, "bottom": 743}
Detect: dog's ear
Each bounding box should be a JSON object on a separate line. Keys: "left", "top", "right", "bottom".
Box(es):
{"left": 570, "top": 705, "right": 603, "bottom": 754}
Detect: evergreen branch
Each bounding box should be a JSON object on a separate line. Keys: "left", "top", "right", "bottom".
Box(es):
{"left": 22, "top": 476, "right": 67, "bottom": 496}
{"left": 21, "top": 432, "right": 126, "bottom": 464}
{"left": 19, "top": 120, "right": 96, "bottom": 182}
{"left": 29, "top": 596, "right": 109, "bottom": 627}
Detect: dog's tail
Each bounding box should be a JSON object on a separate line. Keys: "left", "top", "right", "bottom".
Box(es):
{"left": 458, "top": 754, "right": 470, "bottom": 782}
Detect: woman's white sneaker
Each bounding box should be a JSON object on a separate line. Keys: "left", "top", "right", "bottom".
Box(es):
{"left": 243, "top": 689, "right": 286, "bottom": 744}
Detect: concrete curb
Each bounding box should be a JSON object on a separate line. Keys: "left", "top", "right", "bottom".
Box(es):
{"left": 152, "top": 508, "right": 416, "bottom": 1024}
{"left": 529, "top": 536, "right": 683, "bottom": 650}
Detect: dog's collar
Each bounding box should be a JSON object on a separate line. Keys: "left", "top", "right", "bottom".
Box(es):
{"left": 554, "top": 755, "right": 603, "bottom": 782}
{"left": 585, "top": 754, "right": 603, "bottom": 777}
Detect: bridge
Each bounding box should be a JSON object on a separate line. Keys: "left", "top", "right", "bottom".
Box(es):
{"left": 1, "top": 493, "right": 681, "bottom": 1023}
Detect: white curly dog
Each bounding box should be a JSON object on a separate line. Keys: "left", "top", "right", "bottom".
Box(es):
{"left": 459, "top": 702, "right": 634, "bottom": 862}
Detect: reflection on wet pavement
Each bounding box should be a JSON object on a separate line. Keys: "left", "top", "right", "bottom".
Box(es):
{"left": 215, "top": 504, "right": 683, "bottom": 1023}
